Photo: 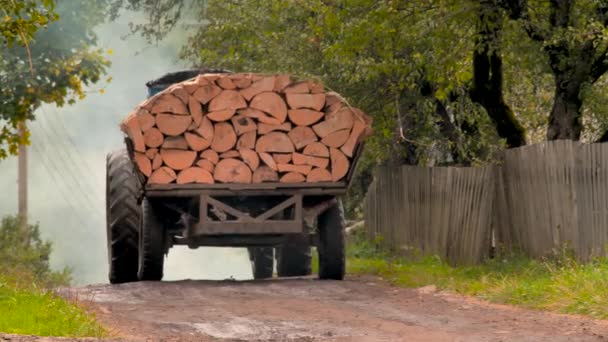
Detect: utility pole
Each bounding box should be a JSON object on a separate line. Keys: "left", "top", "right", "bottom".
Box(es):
{"left": 18, "top": 121, "right": 27, "bottom": 230}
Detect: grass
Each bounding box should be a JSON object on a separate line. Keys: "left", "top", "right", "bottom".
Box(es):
{"left": 0, "top": 273, "right": 107, "bottom": 338}
{"left": 344, "top": 233, "right": 608, "bottom": 319}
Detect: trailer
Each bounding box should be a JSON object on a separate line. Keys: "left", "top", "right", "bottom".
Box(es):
{"left": 105, "top": 70, "right": 363, "bottom": 283}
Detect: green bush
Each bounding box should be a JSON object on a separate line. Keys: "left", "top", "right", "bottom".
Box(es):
{"left": 0, "top": 215, "right": 71, "bottom": 288}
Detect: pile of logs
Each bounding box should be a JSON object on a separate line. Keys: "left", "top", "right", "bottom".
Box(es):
{"left": 120, "top": 73, "right": 372, "bottom": 185}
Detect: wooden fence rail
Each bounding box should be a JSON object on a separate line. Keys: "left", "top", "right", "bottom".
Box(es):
{"left": 363, "top": 140, "right": 608, "bottom": 264}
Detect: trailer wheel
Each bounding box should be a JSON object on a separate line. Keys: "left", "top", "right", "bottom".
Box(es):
{"left": 317, "top": 199, "right": 346, "bottom": 280}
{"left": 106, "top": 149, "right": 141, "bottom": 284}
{"left": 138, "top": 198, "right": 165, "bottom": 281}
{"left": 248, "top": 247, "right": 274, "bottom": 279}
{"left": 277, "top": 234, "right": 312, "bottom": 277}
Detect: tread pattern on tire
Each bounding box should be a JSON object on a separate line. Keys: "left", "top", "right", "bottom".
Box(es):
{"left": 249, "top": 247, "right": 274, "bottom": 279}
{"left": 277, "top": 233, "right": 312, "bottom": 277}
{"left": 138, "top": 198, "right": 165, "bottom": 281}
{"left": 106, "top": 149, "right": 142, "bottom": 284}
{"left": 317, "top": 199, "right": 346, "bottom": 280}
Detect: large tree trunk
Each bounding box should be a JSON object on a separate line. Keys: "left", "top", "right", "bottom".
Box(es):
{"left": 546, "top": 74, "right": 583, "bottom": 140}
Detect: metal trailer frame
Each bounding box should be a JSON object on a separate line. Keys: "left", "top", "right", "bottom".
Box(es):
{"left": 141, "top": 144, "right": 363, "bottom": 250}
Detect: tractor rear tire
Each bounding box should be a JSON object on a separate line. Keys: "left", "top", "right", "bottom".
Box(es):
{"left": 249, "top": 247, "right": 274, "bottom": 279}
{"left": 317, "top": 199, "right": 346, "bottom": 280}
{"left": 138, "top": 198, "right": 165, "bottom": 281}
{"left": 277, "top": 234, "right": 312, "bottom": 277}
{"left": 106, "top": 149, "right": 142, "bottom": 284}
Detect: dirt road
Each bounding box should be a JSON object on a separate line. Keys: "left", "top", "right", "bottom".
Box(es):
{"left": 48, "top": 276, "right": 608, "bottom": 341}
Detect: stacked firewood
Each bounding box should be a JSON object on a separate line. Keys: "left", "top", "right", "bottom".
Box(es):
{"left": 120, "top": 73, "right": 372, "bottom": 185}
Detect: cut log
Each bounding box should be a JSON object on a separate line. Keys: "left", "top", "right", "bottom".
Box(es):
{"left": 340, "top": 119, "right": 366, "bottom": 157}
{"left": 196, "top": 159, "right": 215, "bottom": 173}
{"left": 232, "top": 76, "right": 252, "bottom": 89}
{"left": 239, "top": 108, "right": 281, "bottom": 125}
{"left": 239, "top": 148, "right": 260, "bottom": 171}
{"left": 273, "top": 153, "right": 292, "bottom": 164}
{"left": 150, "top": 94, "right": 188, "bottom": 114}
{"left": 273, "top": 74, "right": 291, "bottom": 92}
{"left": 324, "top": 92, "right": 343, "bottom": 107}
{"left": 207, "top": 109, "right": 236, "bottom": 122}
{"left": 280, "top": 172, "right": 306, "bottom": 183}
{"left": 188, "top": 97, "right": 203, "bottom": 126}
{"left": 121, "top": 114, "right": 146, "bottom": 152}
{"left": 287, "top": 109, "right": 324, "bottom": 126}
{"left": 312, "top": 108, "right": 354, "bottom": 138}
{"left": 143, "top": 127, "right": 164, "bottom": 148}
{"left": 185, "top": 132, "right": 211, "bottom": 151}
{"left": 292, "top": 152, "right": 329, "bottom": 169}
{"left": 250, "top": 92, "right": 287, "bottom": 123}
{"left": 160, "top": 149, "right": 197, "bottom": 170}
{"left": 308, "top": 80, "right": 325, "bottom": 94}
{"left": 200, "top": 149, "right": 219, "bottom": 164}
{"left": 320, "top": 129, "right": 350, "bottom": 148}
{"left": 256, "top": 132, "right": 295, "bottom": 153}
{"left": 277, "top": 163, "right": 312, "bottom": 175}
{"left": 307, "top": 168, "right": 332, "bottom": 183}
{"left": 156, "top": 113, "right": 192, "bottom": 137}
{"left": 283, "top": 81, "right": 309, "bottom": 94}
{"left": 208, "top": 90, "right": 247, "bottom": 112}
{"left": 152, "top": 153, "right": 163, "bottom": 170}
{"left": 162, "top": 136, "right": 189, "bottom": 150}
{"left": 259, "top": 152, "right": 277, "bottom": 171}
{"left": 258, "top": 122, "right": 291, "bottom": 135}
{"left": 145, "top": 148, "right": 158, "bottom": 159}
{"left": 285, "top": 93, "right": 325, "bottom": 111}
{"left": 231, "top": 115, "right": 257, "bottom": 136}
{"left": 170, "top": 85, "right": 190, "bottom": 104}
{"left": 211, "top": 122, "right": 237, "bottom": 153}
{"left": 134, "top": 152, "right": 152, "bottom": 177}
{"left": 137, "top": 110, "right": 155, "bottom": 132}
{"left": 287, "top": 126, "right": 318, "bottom": 150}
{"left": 253, "top": 166, "right": 279, "bottom": 183}
{"left": 192, "top": 84, "right": 221, "bottom": 104}
{"left": 148, "top": 167, "right": 177, "bottom": 184}
{"left": 182, "top": 80, "right": 202, "bottom": 94}
{"left": 330, "top": 147, "right": 349, "bottom": 182}
{"left": 177, "top": 167, "right": 214, "bottom": 184}
{"left": 240, "top": 76, "right": 275, "bottom": 101}
{"left": 213, "top": 158, "right": 252, "bottom": 183}
{"left": 303, "top": 142, "right": 330, "bottom": 157}
{"left": 216, "top": 76, "right": 236, "bottom": 90}
{"left": 220, "top": 150, "right": 240, "bottom": 159}
{"left": 326, "top": 102, "right": 343, "bottom": 117}
{"left": 195, "top": 116, "right": 214, "bottom": 141}
{"left": 236, "top": 131, "right": 256, "bottom": 150}
{"left": 194, "top": 75, "right": 211, "bottom": 86}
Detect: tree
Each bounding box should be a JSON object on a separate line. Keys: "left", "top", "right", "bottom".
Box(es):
{"left": 0, "top": 0, "right": 110, "bottom": 158}
{"left": 0, "top": 0, "right": 57, "bottom": 46}
{"left": 504, "top": 0, "right": 608, "bottom": 140}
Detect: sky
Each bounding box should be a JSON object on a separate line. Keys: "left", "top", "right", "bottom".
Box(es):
{"left": 0, "top": 11, "right": 251, "bottom": 285}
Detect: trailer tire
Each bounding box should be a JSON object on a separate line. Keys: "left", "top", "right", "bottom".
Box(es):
{"left": 106, "top": 149, "right": 141, "bottom": 284}
{"left": 317, "top": 199, "right": 346, "bottom": 280}
{"left": 277, "top": 234, "right": 312, "bottom": 277}
{"left": 138, "top": 198, "right": 165, "bottom": 281}
{"left": 249, "top": 247, "right": 274, "bottom": 279}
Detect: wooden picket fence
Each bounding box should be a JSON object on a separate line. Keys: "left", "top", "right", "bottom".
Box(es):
{"left": 363, "top": 140, "right": 608, "bottom": 264}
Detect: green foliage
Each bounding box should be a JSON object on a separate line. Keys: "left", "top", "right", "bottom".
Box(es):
{"left": 0, "top": 0, "right": 110, "bottom": 158}
{"left": 0, "top": 0, "right": 57, "bottom": 46}
{"left": 0, "top": 284, "right": 107, "bottom": 337}
{"left": 0, "top": 215, "right": 71, "bottom": 288}
{"left": 347, "top": 232, "right": 608, "bottom": 319}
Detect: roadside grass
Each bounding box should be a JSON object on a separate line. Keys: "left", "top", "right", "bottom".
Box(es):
{"left": 0, "top": 216, "right": 107, "bottom": 338}
{"left": 345, "top": 232, "right": 608, "bottom": 319}
{"left": 0, "top": 275, "right": 106, "bottom": 337}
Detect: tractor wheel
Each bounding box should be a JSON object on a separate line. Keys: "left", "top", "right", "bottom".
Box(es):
{"left": 106, "top": 149, "right": 142, "bottom": 284}
{"left": 317, "top": 199, "right": 346, "bottom": 280}
{"left": 277, "top": 234, "right": 312, "bottom": 277}
{"left": 138, "top": 198, "right": 165, "bottom": 281}
{"left": 248, "top": 247, "right": 274, "bottom": 279}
